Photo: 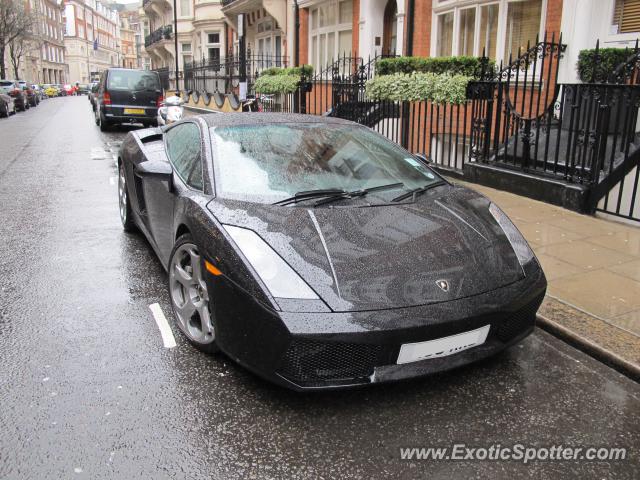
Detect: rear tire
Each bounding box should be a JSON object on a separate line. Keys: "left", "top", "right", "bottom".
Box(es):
{"left": 0, "top": 103, "right": 7, "bottom": 118}
{"left": 98, "top": 110, "right": 110, "bottom": 131}
{"left": 168, "top": 234, "right": 220, "bottom": 354}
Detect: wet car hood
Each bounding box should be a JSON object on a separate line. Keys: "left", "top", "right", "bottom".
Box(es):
{"left": 208, "top": 185, "right": 524, "bottom": 312}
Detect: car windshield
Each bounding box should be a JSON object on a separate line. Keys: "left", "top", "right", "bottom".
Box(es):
{"left": 0, "top": 81, "right": 14, "bottom": 92}
{"left": 209, "top": 123, "right": 442, "bottom": 204}
{"left": 107, "top": 70, "right": 160, "bottom": 91}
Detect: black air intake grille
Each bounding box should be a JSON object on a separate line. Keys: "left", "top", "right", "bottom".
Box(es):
{"left": 496, "top": 295, "right": 542, "bottom": 343}
{"left": 278, "top": 339, "right": 382, "bottom": 384}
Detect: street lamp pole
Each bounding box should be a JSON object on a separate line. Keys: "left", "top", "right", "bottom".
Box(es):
{"left": 173, "top": 0, "right": 179, "bottom": 93}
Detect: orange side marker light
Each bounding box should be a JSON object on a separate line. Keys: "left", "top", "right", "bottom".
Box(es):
{"left": 205, "top": 260, "right": 223, "bottom": 276}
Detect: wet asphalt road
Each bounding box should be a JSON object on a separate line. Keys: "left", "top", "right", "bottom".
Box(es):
{"left": 1, "top": 97, "right": 639, "bottom": 480}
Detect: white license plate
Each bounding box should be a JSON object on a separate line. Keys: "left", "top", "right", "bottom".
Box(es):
{"left": 396, "top": 325, "right": 490, "bottom": 364}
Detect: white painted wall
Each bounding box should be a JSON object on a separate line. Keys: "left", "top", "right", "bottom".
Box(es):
{"left": 358, "top": 0, "right": 403, "bottom": 60}
{"left": 560, "top": 0, "right": 640, "bottom": 83}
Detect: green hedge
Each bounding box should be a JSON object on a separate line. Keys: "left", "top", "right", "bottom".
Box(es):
{"left": 254, "top": 75, "right": 301, "bottom": 94}
{"left": 577, "top": 48, "right": 631, "bottom": 82}
{"left": 254, "top": 65, "right": 313, "bottom": 94}
{"left": 376, "top": 56, "right": 495, "bottom": 79}
{"left": 366, "top": 72, "right": 472, "bottom": 104}
{"left": 258, "top": 65, "right": 313, "bottom": 77}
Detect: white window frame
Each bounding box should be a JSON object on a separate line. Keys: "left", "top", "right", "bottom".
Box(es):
{"left": 178, "top": 0, "right": 192, "bottom": 18}
{"left": 255, "top": 18, "right": 282, "bottom": 58}
{"left": 202, "top": 31, "right": 221, "bottom": 62}
{"left": 308, "top": 0, "right": 353, "bottom": 69}
{"left": 431, "top": 0, "right": 547, "bottom": 64}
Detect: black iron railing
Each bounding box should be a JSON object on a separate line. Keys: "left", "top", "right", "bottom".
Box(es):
{"left": 145, "top": 25, "right": 172, "bottom": 48}
{"left": 183, "top": 51, "right": 288, "bottom": 94}
{"left": 182, "top": 39, "right": 640, "bottom": 220}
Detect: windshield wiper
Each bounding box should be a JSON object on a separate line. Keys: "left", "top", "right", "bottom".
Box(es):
{"left": 273, "top": 189, "right": 347, "bottom": 206}
{"left": 391, "top": 181, "right": 447, "bottom": 203}
{"left": 273, "top": 183, "right": 404, "bottom": 207}
{"left": 313, "top": 182, "right": 405, "bottom": 207}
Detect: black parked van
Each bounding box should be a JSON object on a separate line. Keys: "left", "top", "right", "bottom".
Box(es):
{"left": 94, "top": 68, "right": 162, "bottom": 131}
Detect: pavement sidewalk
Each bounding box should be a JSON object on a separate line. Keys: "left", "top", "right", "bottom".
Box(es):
{"left": 455, "top": 179, "right": 640, "bottom": 379}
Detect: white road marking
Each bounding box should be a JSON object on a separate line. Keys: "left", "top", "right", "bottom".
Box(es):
{"left": 149, "top": 303, "right": 177, "bottom": 348}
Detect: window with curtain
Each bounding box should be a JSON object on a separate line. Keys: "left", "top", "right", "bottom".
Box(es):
{"left": 436, "top": 11, "right": 454, "bottom": 56}
{"left": 504, "top": 0, "right": 542, "bottom": 58}
{"left": 613, "top": 0, "right": 640, "bottom": 33}
{"left": 309, "top": 0, "right": 353, "bottom": 69}
{"left": 479, "top": 3, "right": 498, "bottom": 59}
{"left": 458, "top": 8, "right": 475, "bottom": 56}
{"left": 434, "top": 0, "right": 543, "bottom": 62}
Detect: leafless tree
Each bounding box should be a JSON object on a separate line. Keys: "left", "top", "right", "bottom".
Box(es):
{"left": 0, "top": 0, "right": 37, "bottom": 78}
{"left": 9, "top": 33, "right": 42, "bottom": 79}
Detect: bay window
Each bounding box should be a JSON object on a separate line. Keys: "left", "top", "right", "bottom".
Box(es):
{"left": 256, "top": 19, "right": 282, "bottom": 61}
{"left": 309, "top": 0, "right": 353, "bottom": 69}
{"left": 433, "top": 0, "right": 545, "bottom": 62}
{"left": 204, "top": 32, "right": 221, "bottom": 64}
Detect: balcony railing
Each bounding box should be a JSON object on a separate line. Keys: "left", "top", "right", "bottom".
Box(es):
{"left": 221, "top": 0, "right": 236, "bottom": 6}
{"left": 144, "top": 25, "right": 172, "bottom": 48}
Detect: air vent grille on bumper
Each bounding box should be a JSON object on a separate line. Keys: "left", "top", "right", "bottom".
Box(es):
{"left": 496, "top": 294, "right": 543, "bottom": 343}
{"left": 278, "top": 339, "right": 382, "bottom": 385}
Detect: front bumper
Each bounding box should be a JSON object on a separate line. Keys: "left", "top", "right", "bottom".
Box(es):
{"left": 207, "top": 261, "right": 546, "bottom": 391}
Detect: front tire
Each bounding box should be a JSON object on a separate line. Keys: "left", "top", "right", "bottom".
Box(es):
{"left": 168, "top": 234, "right": 219, "bottom": 354}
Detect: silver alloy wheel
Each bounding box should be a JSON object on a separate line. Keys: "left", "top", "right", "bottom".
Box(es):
{"left": 118, "top": 164, "right": 127, "bottom": 225}
{"left": 169, "top": 243, "right": 215, "bottom": 344}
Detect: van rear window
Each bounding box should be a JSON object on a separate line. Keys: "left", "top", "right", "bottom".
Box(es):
{"left": 107, "top": 70, "right": 160, "bottom": 91}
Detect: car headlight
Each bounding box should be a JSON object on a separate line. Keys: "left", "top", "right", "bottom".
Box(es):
{"left": 223, "top": 225, "right": 319, "bottom": 300}
{"left": 489, "top": 203, "right": 535, "bottom": 267}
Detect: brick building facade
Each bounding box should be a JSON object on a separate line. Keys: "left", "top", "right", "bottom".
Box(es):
{"left": 64, "top": 0, "right": 121, "bottom": 84}
{"left": 217, "top": 0, "right": 640, "bottom": 85}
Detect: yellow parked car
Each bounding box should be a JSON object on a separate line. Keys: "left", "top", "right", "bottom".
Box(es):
{"left": 43, "top": 84, "right": 58, "bottom": 97}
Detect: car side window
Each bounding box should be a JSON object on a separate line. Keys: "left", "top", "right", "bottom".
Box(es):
{"left": 165, "top": 123, "right": 204, "bottom": 190}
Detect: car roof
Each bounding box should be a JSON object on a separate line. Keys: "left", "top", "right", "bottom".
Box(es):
{"left": 107, "top": 68, "right": 156, "bottom": 73}
{"left": 202, "top": 112, "right": 358, "bottom": 128}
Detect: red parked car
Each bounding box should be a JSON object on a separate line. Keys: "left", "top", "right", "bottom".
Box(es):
{"left": 63, "top": 84, "right": 77, "bottom": 96}
{"left": 0, "top": 79, "right": 28, "bottom": 111}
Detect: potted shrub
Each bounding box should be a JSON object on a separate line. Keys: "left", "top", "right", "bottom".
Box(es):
{"left": 562, "top": 47, "right": 634, "bottom": 134}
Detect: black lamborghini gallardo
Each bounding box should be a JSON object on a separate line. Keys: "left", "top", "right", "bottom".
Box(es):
{"left": 117, "top": 113, "right": 546, "bottom": 390}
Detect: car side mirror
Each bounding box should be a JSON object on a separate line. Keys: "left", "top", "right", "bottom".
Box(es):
{"left": 135, "top": 160, "right": 174, "bottom": 191}
{"left": 414, "top": 153, "right": 430, "bottom": 164}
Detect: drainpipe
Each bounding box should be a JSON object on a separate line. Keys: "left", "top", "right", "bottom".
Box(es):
{"left": 294, "top": 0, "right": 300, "bottom": 66}
{"left": 405, "top": 0, "right": 414, "bottom": 56}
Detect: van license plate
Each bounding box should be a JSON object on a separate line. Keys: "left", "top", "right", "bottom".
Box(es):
{"left": 124, "top": 108, "right": 145, "bottom": 115}
{"left": 396, "top": 325, "right": 490, "bottom": 364}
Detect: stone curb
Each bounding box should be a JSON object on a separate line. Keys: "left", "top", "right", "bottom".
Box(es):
{"left": 536, "top": 314, "right": 640, "bottom": 382}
